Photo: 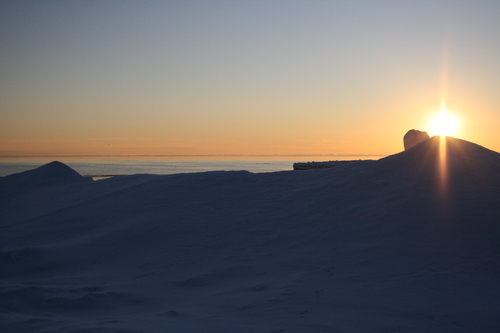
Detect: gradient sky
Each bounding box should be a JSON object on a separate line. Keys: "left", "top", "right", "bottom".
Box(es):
{"left": 1, "top": 0, "right": 500, "bottom": 156}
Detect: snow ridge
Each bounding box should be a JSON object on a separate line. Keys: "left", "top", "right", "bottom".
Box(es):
{"left": 1, "top": 138, "right": 500, "bottom": 332}
{"left": 0, "top": 161, "right": 91, "bottom": 196}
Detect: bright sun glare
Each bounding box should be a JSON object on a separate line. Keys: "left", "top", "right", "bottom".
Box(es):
{"left": 428, "top": 107, "right": 460, "bottom": 137}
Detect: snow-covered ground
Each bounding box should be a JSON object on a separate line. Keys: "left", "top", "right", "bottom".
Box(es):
{"left": 1, "top": 136, "right": 499, "bottom": 333}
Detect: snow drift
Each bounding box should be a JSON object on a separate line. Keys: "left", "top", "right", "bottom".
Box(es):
{"left": 1, "top": 136, "right": 499, "bottom": 332}
{"left": 0, "top": 161, "right": 91, "bottom": 197}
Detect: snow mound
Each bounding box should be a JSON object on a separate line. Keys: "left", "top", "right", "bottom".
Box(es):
{"left": 380, "top": 136, "right": 500, "bottom": 181}
{"left": 0, "top": 161, "right": 91, "bottom": 196}
{"left": 384, "top": 135, "right": 500, "bottom": 165}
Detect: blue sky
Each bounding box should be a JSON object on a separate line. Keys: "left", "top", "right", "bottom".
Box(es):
{"left": 1, "top": 0, "right": 500, "bottom": 155}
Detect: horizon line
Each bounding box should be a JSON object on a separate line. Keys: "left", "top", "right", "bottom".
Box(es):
{"left": 0, "top": 153, "right": 388, "bottom": 158}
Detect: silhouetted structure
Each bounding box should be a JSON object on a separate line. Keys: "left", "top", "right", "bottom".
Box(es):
{"left": 403, "top": 129, "right": 429, "bottom": 150}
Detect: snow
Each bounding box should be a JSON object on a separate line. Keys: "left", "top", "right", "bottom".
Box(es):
{"left": 0, "top": 161, "right": 91, "bottom": 195}
{"left": 1, "top": 136, "right": 499, "bottom": 333}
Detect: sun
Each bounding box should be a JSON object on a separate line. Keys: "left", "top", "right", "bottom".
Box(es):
{"left": 428, "top": 107, "right": 460, "bottom": 137}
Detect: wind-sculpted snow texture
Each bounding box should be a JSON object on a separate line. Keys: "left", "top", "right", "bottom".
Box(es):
{"left": 1, "top": 137, "right": 500, "bottom": 333}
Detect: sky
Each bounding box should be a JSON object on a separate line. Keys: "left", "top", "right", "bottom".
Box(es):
{"left": 1, "top": 0, "right": 500, "bottom": 156}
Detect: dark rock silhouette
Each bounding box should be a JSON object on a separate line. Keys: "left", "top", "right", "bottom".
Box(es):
{"left": 403, "top": 129, "right": 429, "bottom": 150}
